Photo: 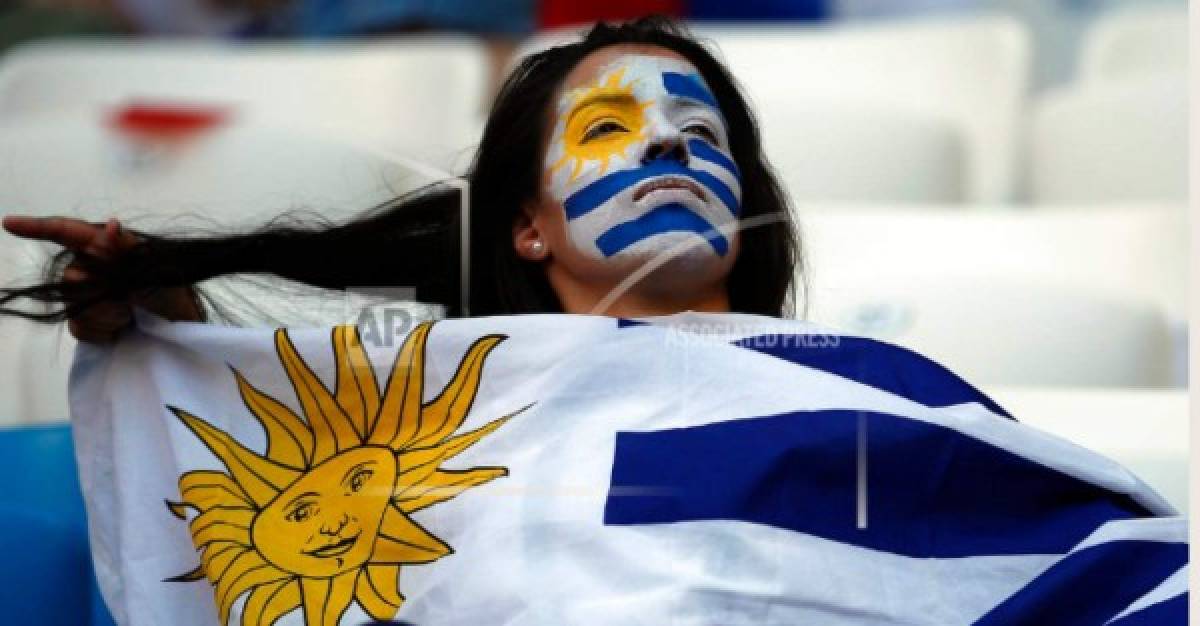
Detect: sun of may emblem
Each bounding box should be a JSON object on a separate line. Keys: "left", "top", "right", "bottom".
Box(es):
{"left": 164, "top": 322, "right": 519, "bottom": 626}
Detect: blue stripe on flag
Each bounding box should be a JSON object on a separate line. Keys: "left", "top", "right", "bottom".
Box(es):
{"left": 687, "top": 138, "right": 740, "bottom": 178}
{"left": 595, "top": 202, "right": 728, "bottom": 256}
{"left": 663, "top": 72, "right": 719, "bottom": 108}
{"left": 563, "top": 160, "right": 740, "bottom": 220}
{"left": 604, "top": 410, "right": 1152, "bottom": 558}
{"left": 1107, "top": 593, "right": 1188, "bottom": 626}
{"left": 734, "top": 335, "right": 1013, "bottom": 418}
{"left": 972, "top": 542, "right": 1187, "bottom": 625}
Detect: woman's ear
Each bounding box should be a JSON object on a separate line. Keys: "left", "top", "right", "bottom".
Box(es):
{"left": 513, "top": 201, "right": 549, "bottom": 261}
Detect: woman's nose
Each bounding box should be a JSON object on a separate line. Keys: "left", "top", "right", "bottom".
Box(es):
{"left": 641, "top": 130, "right": 689, "bottom": 166}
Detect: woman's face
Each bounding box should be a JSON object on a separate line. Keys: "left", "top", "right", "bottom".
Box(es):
{"left": 524, "top": 44, "right": 743, "bottom": 303}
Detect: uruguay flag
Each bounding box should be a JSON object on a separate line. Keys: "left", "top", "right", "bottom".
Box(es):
{"left": 69, "top": 312, "right": 1186, "bottom": 625}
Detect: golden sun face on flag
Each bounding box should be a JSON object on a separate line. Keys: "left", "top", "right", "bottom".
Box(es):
{"left": 164, "top": 322, "right": 518, "bottom": 626}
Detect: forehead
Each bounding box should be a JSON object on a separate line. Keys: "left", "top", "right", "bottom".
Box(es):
{"left": 558, "top": 45, "right": 704, "bottom": 100}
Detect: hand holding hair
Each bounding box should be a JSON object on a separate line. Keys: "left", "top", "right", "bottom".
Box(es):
{"left": 2, "top": 215, "right": 204, "bottom": 343}
{"left": 0, "top": 185, "right": 464, "bottom": 334}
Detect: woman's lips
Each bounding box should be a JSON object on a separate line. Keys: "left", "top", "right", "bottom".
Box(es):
{"left": 633, "top": 176, "right": 707, "bottom": 203}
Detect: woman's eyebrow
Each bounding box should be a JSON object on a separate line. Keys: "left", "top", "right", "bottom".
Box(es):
{"left": 671, "top": 98, "right": 720, "bottom": 115}
{"left": 666, "top": 98, "right": 728, "bottom": 130}
{"left": 566, "top": 92, "right": 639, "bottom": 124}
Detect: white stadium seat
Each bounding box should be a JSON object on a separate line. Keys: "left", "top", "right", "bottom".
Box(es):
{"left": 991, "top": 386, "right": 1188, "bottom": 512}
{"left": 743, "top": 101, "right": 964, "bottom": 205}
{"left": 0, "top": 116, "right": 450, "bottom": 220}
{"left": 521, "top": 17, "right": 1030, "bottom": 205}
{"left": 0, "top": 117, "right": 457, "bottom": 425}
{"left": 814, "top": 276, "right": 1171, "bottom": 387}
{"left": 1030, "top": 74, "right": 1186, "bottom": 205}
{"left": 800, "top": 206, "right": 1186, "bottom": 387}
{"left": 0, "top": 37, "right": 490, "bottom": 171}
{"left": 1079, "top": 5, "right": 1188, "bottom": 83}
{"left": 692, "top": 16, "right": 1030, "bottom": 205}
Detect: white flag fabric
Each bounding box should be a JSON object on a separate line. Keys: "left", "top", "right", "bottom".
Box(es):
{"left": 69, "top": 311, "right": 1187, "bottom": 626}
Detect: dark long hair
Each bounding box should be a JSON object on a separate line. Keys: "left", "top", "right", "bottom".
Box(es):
{"left": 1, "top": 16, "right": 800, "bottom": 321}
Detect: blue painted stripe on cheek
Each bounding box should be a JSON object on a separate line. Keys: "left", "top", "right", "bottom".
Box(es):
{"left": 594, "top": 202, "right": 729, "bottom": 257}
{"left": 687, "top": 138, "right": 740, "bottom": 179}
{"left": 688, "top": 168, "right": 740, "bottom": 217}
{"left": 663, "top": 72, "right": 719, "bottom": 108}
{"left": 563, "top": 160, "right": 686, "bottom": 220}
{"left": 564, "top": 160, "right": 739, "bottom": 219}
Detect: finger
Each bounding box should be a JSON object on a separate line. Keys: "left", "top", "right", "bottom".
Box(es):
{"left": 3, "top": 216, "right": 103, "bottom": 250}
{"left": 3, "top": 215, "right": 98, "bottom": 247}
{"left": 107, "top": 218, "right": 140, "bottom": 252}
{"left": 62, "top": 266, "right": 89, "bottom": 282}
{"left": 83, "top": 218, "right": 143, "bottom": 260}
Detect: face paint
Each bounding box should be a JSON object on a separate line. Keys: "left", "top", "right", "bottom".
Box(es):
{"left": 544, "top": 54, "right": 743, "bottom": 260}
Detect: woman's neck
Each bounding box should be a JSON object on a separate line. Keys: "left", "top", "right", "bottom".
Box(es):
{"left": 552, "top": 278, "right": 731, "bottom": 317}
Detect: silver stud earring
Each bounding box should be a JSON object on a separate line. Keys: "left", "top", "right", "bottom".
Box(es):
{"left": 529, "top": 240, "right": 545, "bottom": 255}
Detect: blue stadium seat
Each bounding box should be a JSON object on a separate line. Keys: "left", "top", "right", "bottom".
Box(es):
{"left": 0, "top": 424, "right": 116, "bottom": 626}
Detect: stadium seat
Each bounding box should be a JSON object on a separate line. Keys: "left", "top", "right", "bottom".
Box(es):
{"left": 816, "top": 276, "right": 1171, "bottom": 387}
{"left": 1030, "top": 75, "right": 1186, "bottom": 205}
{"left": 0, "top": 118, "right": 457, "bottom": 425}
{"left": 991, "top": 387, "right": 1189, "bottom": 513}
{"left": 800, "top": 206, "right": 1186, "bottom": 387}
{"left": 0, "top": 423, "right": 115, "bottom": 625}
{"left": 0, "top": 37, "right": 490, "bottom": 171}
{"left": 0, "top": 115, "right": 450, "bottom": 220}
{"left": 1079, "top": 5, "right": 1187, "bottom": 83}
{"left": 0, "top": 230, "right": 75, "bottom": 427}
{"left": 520, "top": 17, "right": 1030, "bottom": 204}
{"left": 742, "top": 102, "right": 964, "bottom": 205}
{"left": 692, "top": 16, "right": 1030, "bottom": 204}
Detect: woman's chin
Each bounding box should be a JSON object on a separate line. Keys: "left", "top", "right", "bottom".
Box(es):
{"left": 610, "top": 232, "right": 733, "bottom": 267}
{"left": 595, "top": 234, "right": 735, "bottom": 295}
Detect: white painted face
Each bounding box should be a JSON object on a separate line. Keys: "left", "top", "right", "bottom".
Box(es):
{"left": 543, "top": 54, "right": 743, "bottom": 262}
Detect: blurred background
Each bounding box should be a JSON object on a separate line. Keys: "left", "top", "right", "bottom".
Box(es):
{"left": 0, "top": 1, "right": 1188, "bottom": 623}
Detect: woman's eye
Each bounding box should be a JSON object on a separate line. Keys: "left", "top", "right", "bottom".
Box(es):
{"left": 287, "top": 503, "right": 314, "bottom": 523}
{"left": 350, "top": 470, "right": 373, "bottom": 492}
{"left": 684, "top": 124, "right": 718, "bottom": 142}
{"left": 582, "top": 120, "right": 628, "bottom": 142}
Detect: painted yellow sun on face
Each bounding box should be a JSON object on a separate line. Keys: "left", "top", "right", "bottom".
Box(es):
{"left": 164, "top": 323, "right": 523, "bottom": 626}
{"left": 548, "top": 67, "right": 653, "bottom": 184}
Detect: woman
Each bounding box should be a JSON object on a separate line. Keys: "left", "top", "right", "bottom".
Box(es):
{"left": 0, "top": 16, "right": 798, "bottom": 335}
